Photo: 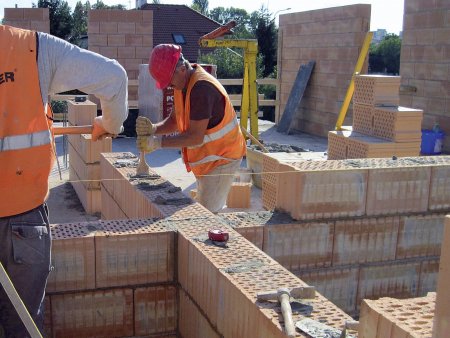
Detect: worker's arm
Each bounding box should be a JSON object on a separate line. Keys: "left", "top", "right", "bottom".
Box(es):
{"left": 161, "top": 118, "right": 209, "bottom": 148}
{"left": 37, "top": 32, "right": 128, "bottom": 135}
{"left": 154, "top": 112, "right": 179, "bottom": 135}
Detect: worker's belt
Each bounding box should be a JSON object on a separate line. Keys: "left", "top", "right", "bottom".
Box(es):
{"left": 0, "top": 130, "right": 51, "bottom": 152}
{"left": 187, "top": 118, "right": 238, "bottom": 150}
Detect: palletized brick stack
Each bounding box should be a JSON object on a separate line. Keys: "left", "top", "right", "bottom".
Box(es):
{"left": 328, "top": 74, "right": 423, "bottom": 160}
{"left": 67, "top": 100, "right": 112, "bottom": 214}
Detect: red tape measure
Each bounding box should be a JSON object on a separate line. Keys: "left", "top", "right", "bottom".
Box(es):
{"left": 208, "top": 229, "right": 229, "bottom": 242}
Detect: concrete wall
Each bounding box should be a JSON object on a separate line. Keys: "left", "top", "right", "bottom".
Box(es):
{"left": 88, "top": 9, "right": 153, "bottom": 105}
{"left": 400, "top": 0, "right": 450, "bottom": 152}
{"left": 277, "top": 4, "right": 371, "bottom": 136}
{"left": 3, "top": 8, "right": 50, "bottom": 33}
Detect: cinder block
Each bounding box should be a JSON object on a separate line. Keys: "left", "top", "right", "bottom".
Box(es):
{"left": 333, "top": 216, "right": 399, "bottom": 265}
{"left": 101, "top": 186, "right": 127, "bottom": 220}
{"left": 366, "top": 166, "right": 431, "bottom": 216}
{"left": 429, "top": 165, "right": 450, "bottom": 210}
{"left": 51, "top": 288, "right": 134, "bottom": 338}
{"left": 396, "top": 214, "right": 445, "bottom": 259}
{"left": 226, "top": 182, "right": 251, "bottom": 208}
{"left": 68, "top": 133, "right": 112, "bottom": 164}
{"left": 263, "top": 221, "right": 334, "bottom": 270}
{"left": 353, "top": 74, "right": 401, "bottom": 106}
{"left": 47, "top": 222, "right": 97, "bottom": 293}
{"left": 67, "top": 99, "right": 97, "bottom": 126}
{"left": 134, "top": 286, "right": 177, "bottom": 336}
{"left": 418, "top": 259, "right": 440, "bottom": 296}
{"left": 70, "top": 167, "right": 101, "bottom": 214}
{"left": 99, "top": 22, "right": 118, "bottom": 34}
{"left": 433, "top": 215, "right": 450, "bottom": 337}
{"left": 357, "top": 261, "right": 421, "bottom": 310}
{"left": 298, "top": 267, "right": 359, "bottom": 314}
{"left": 179, "top": 288, "right": 220, "bottom": 338}
{"left": 69, "top": 144, "right": 101, "bottom": 190}
{"left": 95, "top": 219, "right": 175, "bottom": 287}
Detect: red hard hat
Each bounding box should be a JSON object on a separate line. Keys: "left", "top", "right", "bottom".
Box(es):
{"left": 149, "top": 44, "right": 182, "bottom": 89}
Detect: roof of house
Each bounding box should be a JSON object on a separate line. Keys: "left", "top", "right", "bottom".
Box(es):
{"left": 140, "top": 4, "right": 221, "bottom": 62}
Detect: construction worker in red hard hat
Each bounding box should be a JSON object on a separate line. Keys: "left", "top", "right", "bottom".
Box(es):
{"left": 0, "top": 24, "right": 128, "bottom": 336}
{"left": 136, "top": 44, "right": 246, "bottom": 213}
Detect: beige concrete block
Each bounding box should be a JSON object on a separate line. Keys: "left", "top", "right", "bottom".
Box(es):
{"left": 134, "top": 286, "right": 177, "bottom": 336}
{"left": 67, "top": 99, "right": 97, "bottom": 126}
{"left": 51, "top": 289, "right": 134, "bottom": 337}
{"left": 99, "top": 22, "right": 118, "bottom": 34}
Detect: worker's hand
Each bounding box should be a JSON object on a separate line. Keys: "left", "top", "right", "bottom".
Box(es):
{"left": 136, "top": 116, "right": 157, "bottom": 136}
{"left": 92, "top": 116, "right": 116, "bottom": 141}
{"left": 136, "top": 135, "right": 162, "bottom": 153}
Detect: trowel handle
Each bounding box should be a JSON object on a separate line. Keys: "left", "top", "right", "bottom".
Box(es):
{"left": 53, "top": 125, "right": 93, "bottom": 135}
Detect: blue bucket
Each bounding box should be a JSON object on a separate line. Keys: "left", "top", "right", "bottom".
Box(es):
{"left": 421, "top": 129, "right": 445, "bottom": 155}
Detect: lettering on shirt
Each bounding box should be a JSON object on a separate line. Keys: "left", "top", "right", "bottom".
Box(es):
{"left": 0, "top": 72, "right": 15, "bottom": 85}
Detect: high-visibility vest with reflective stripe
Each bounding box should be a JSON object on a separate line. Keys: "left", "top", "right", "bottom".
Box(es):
{"left": 0, "top": 25, "right": 54, "bottom": 217}
{"left": 174, "top": 65, "right": 246, "bottom": 176}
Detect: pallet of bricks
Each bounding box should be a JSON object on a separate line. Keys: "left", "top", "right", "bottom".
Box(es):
{"left": 328, "top": 74, "right": 423, "bottom": 160}
{"left": 257, "top": 153, "right": 450, "bottom": 327}
{"left": 67, "top": 100, "right": 112, "bottom": 214}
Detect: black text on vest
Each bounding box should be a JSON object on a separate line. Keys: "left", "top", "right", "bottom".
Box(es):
{"left": 0, "top": 72, "right": 15, "bottom": 85}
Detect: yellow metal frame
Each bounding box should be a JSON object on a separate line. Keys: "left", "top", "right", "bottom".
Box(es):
{"left": 199, "top": 39, "right": 259, "bottom": 138}
{"left": 335, "top": 31, "right": 373, "bottom": 130}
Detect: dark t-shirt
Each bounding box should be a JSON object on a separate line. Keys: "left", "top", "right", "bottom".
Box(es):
{"left": 189, "top": 80, "right": 225, "bottom": 129}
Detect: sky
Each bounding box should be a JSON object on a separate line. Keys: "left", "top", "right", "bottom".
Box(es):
{"left": 1, "top": 0, "right": 404, "bottom": 34}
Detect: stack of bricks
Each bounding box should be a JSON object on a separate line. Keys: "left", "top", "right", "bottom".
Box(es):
{"left": 45, "top": 219, "right": 177, "bottom": 337}
{"left": 88, "top": 9, "right": 153, "bottom": 107}
{"left": 358, "top": 292, "right": 436, "bottom": 337}
{"left": 328, "top": 74, "right": 423, "bottom": 160}
{"left": 3, "top": 8, "right": 50, "bottom": 33}
{"left": 67, "top": 100, "right": 111, "bottom": 214}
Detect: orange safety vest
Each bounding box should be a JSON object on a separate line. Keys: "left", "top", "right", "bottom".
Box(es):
{"left": 174, "top": 65, "right": 246, "bottom": 176}
{"left": 0, "top": 25, "right": 54, "bottom": 217}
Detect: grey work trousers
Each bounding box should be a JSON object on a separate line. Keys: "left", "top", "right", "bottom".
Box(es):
{"left": 0, "top": 204, "right": 51, "bottom": 338}
{"left": 196, "top": 159, "right": 242, "bottom": 213}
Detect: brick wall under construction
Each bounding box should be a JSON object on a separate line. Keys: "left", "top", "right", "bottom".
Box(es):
{"left": 3, "top": 8, "right": 50, "bottom": 33}
{"left": 87, "top": 9, "right": 153, "bottom": 106}
{"left": 277, "top": 4, "right": 371, "bottom": 136}
{"left": 400, "top": 0, "right": 450, "bottom": 153}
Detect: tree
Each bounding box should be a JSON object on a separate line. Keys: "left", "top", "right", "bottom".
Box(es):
{"left": 36, "top": 0, "right": 74, "bottom": 40}
{"left": 369, "top": 33, "right": 401, "bottom": 75}
{"left": 191, "top": 0, "right": 208, "bottom": 15}
{"left": 254, "top": 6, "right": 277, "bottom": 77}
{"left": 91, "top": 0, "right": 126, "bottom": 10}
{"left": 208, "top": 7, "right": 252, "bottom": 38}
{"left": 71, "top": 1, "right": 90, "bottom": 45}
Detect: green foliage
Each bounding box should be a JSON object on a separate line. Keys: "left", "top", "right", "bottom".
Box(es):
{"left": 191, "top": 0, "right": 209, "bottom": 15}
{"left": 37, "top": 0, "right": 74, "bottom": 40}
{"left": 70, "top": 1, "right": 90, "bottom": 45}
{"left": 91, "top": 0, "right": 126, "bottom": 10}
{"left": 254, "top": 6, "right": 277, "bottom": 77}
{"left": 208, "top": 7, "right": 252, "bottom": 38}
{"left": 369, "top": 33, "right": 401, "bottom": 75}
{"left": 50, "top": 100, "right": 68, "bottom": 116}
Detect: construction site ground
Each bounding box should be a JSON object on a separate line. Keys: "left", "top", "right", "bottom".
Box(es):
{"left": 48, "top": 120, "right": 329, "bottom": 223}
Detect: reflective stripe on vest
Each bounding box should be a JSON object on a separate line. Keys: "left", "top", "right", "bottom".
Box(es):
{"left": 0, "top": 130, "right": 51, "bottom": 152}
{"left": 188, "top": 155, "right": 240, "bottom": 167}
{"left": 187, "top": 118, "right": 239, "bottom": 150}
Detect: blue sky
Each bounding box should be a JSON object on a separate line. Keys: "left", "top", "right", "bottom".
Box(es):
{"left": 1, "top": 0, "right": 404, "bottom": 34}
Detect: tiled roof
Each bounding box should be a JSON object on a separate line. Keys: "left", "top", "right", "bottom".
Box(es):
{"left": 140, "top": 4, "right": 221, "bottom": 62}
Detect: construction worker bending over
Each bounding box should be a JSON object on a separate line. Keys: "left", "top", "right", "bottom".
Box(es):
{"left": 136, "top": 44, "right": 246, "bottom": 213}
{"left": 0, "top": 24, "right": 128, "bottom": 337}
